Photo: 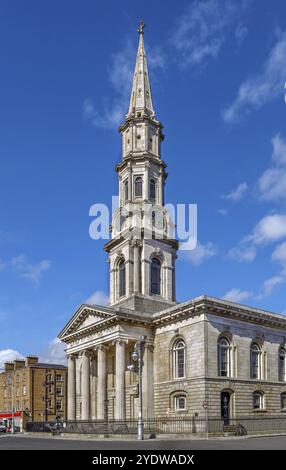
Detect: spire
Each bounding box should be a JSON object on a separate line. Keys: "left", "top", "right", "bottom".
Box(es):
{"left": 127, "top": 21, "right": 155, "bottom": 118}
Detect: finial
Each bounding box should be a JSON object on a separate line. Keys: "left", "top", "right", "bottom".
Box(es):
{"left": 137, "top": 20, "right": 145, "bottom": 35}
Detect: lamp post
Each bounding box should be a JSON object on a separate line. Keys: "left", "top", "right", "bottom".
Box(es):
{"left": 127, "top": 336, "right": 146, "bottom": 440}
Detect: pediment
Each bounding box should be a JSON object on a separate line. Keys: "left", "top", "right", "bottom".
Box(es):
{"left": 59, "top": 304, "right": 116, "bottom": 339}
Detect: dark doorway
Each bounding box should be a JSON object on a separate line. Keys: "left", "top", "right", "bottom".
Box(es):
{"left": 221, "top": 391, "right": 230, "bottom": 425}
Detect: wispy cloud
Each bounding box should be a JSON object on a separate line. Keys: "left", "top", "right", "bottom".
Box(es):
{"left": 228, "top": 245, "right": 256, "bottom": 263}
{"left": 258, "top": 133, "right": 286, "bottom": 202}
{"left": 170, "top": 0, "right": 249, "bottom": 67}
{"left": 85, "top": 290, "right": 109, "bottom": 306}
{"left": 223, "top": 31, "right": 286, "bottom": 122}
{"left": 181, "top": 241, "right": 217, "bottom": 266}
{"left": 223, "top": 287, "right": 253, "bottom": 303}
{"left": 83, "top": 38, "right": 166, "bottom": 130}
{"left": 235, "top": 24, "right": 248, "bottom": 48}
{"left": 11, "top": 254, "right": 51, "bottom": 284}
{"left": 224, "top": 182, "right": 248, "bottom": 201}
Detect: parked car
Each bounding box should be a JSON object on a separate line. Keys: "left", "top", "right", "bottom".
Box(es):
{"left": 0, "top": 424, "right": 6, "bottom": 433}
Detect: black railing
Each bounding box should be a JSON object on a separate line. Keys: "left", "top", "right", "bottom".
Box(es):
{"left": 25, "top": 416, "right": 286, "bottom": 436}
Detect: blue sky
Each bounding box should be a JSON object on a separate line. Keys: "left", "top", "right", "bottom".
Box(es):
{"left": 0, "top": 0, "right": 286, "bottom": 365}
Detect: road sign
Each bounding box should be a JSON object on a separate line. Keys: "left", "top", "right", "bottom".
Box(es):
{"left": 203, "top": 400, "right": 208, "bottom": 409}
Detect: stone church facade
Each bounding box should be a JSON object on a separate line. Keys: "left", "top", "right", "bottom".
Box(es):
{"left": 59, "top": 24, "right": 286, "bottom": 424}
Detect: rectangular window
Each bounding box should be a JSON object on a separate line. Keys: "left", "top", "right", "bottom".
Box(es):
{"left": 56, "top": 374, "right": 62, "bottom": 382}
{"left": 46, "top": 374, "right": 52, "bottom": 382}
{"left": 56, "top": 386, "right": 63, "bottom": 396}
{"left": 3, "top": 389, "right": 7, "bottom": 399}
{"left": 23, "top": 385, "right": 26, "bottom": 396}
{"left": 56, "top": 400, "right": 62, "bottom": 411}
{"left": 16, "top": 387, "right": 20, "bottom": 397}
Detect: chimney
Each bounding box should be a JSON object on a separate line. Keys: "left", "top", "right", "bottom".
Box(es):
{"left": 14, "top": 359, "right": 26, "bottom": 370}
{"left": 4, "top": 362, "right": 14, "bottom": 372}
{"left": 26, "top": 355, "right": 39, "bottom": 366}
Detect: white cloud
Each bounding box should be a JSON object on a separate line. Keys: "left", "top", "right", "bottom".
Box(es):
{"left": 85, "top": 290, "right": 109, "bottom": 306}
{"left": 223, "top": 31, "right": 286, "bottom": 122}
{"left": 170, "top": 0, "right": 248, "bottom": 67}
{"left": 258, "top": 134, "right": 286, "bottom": 202}
{"left": 223, "top": 288, "right": 253, "bottom": 303}
{"left": 181, "top": 241, "right": 217, "bottom": 265}
{"left": 39, "top": 338, "right": 67, "bottom": 366}
{"left": 11, "top": 254, "right": 51, "bottom": 284}
{"left": 0, "top": 349, "right": 23, "bottom": 370}
{"left": 225, "top": 182, "right": 248, "bottom": 201}
{"left": 247, "top": 214, "right": 286, "bottom": 245}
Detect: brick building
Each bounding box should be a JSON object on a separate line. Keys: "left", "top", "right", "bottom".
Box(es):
{"left": 0, "top": 355, "right": 67, "bottom": 425}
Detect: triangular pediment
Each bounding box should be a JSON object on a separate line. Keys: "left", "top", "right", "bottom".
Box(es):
{"left": 58, "top": 304, "right": 116, "bottom": 339}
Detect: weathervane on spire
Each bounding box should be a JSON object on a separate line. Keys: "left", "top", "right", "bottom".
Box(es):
{"left": 137, "top": 20, "right": 145, "bottom": 35}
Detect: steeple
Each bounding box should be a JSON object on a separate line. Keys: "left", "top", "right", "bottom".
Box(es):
{"left": 105, "top": 22, "right": 178, "bottom": 314}
{"left": 127, "top": 21, "right": 155, "bottom": 119}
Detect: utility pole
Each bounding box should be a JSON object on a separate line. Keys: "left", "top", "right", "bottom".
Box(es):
{"left": 127, "top": 336, "right": 146, "bottom": 440}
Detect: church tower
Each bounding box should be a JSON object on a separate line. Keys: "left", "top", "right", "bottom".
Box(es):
{"left": 105, "top": 22, "right": 178, "bottom": 314}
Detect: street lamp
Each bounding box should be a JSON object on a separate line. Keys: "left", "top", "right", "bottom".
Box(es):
{"left": 127, "top": 336, "right": 146, "bottom": 440}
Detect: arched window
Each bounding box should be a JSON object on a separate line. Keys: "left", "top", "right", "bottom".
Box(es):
{"left": 250, "top": 343, "right": 262, "bottom": 379}
{"left": 134, "top": 176, "right": 142, "bottom": 197}
{"left": 279, "top": 348, "right": 286, "bottom": 382}
{"left": 173, "top": 339, "right": 185, "bottom": 379}
{"left": 281, "top": 392, "right": 286, "bottom": 410}
{"left": 118, "top": 259, "right": 126, "bottom": 298}
{"left": 124, "top": 180, "right": 128, "bottom": 202}
{"left": 218, "top": 337, "right": 231, "bottom": 377}
{"left": 173, "top": 394, "right": 187, "bottom": 411}
{"left": 253, "top": 391, "right": 264, "bottom": 410}
{"left": 151, "top": 258, "right": 161, "bottom": 295}
{"left": 150, "top": 178, "right": 156, "bottom": 200}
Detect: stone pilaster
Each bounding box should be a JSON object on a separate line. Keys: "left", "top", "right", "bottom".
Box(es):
{"left": 143, "top": 344, "right": 154, "bottom": 418}
{"left": 115, "top": 340, "right": 126, "bottom": 420}
{"left": 81, "top": 351, "right": 90, "bottom": 420}
{"left": 97, "top": 345, "right": 107, "bottom": 420}
{"left": 67, "top": 355, "right": 76, "bottom": 420}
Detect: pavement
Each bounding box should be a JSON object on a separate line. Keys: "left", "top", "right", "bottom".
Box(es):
{"left": 0, "top": 433, "right": 285, "bottom": 450}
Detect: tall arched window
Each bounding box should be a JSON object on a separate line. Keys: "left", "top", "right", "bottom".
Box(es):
{"left": 118, "top": 259, "right": 126, "bottom": 298}
{"left": 218, "top": 337, "right": 231, "bottom": 377}
{"left": 134, "top": 176, "right": 142, "bottom": 197}
{"left": 279, "top": 348, "right": 286, "bottom": 382}
{"left": 150, "top": 178, "right": 156, "bottom": 200}
{"left": 151, "top": 258, "right": 161, "bottom": 295}
{"left": 173, "top": 339, "right": 185, "bottom": 379}
{"left": 251, "top": 343, "right": 262, "bottom": 379}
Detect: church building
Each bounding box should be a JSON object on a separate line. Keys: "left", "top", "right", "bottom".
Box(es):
{"left": 58, "top": 24, "right": 286, "bottom": 426}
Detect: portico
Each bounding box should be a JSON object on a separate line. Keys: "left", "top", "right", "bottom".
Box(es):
{"left": 62, "top": 305, "right": 154, "bottom": 421}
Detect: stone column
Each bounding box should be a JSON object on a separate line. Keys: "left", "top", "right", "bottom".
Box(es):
{"left": 97, "top": 345, "right": 107, "bottom": 420}
{"left": 158, "top": 169, "right": 163, "bottom": 206}
{"left": 67, "top": 355, "right": 76, "bottom": 420}
{"left": 143, "top": 344, "right": 154, "bottom": 418}
{"left": 81, "top": 351, "right": 90, "bottom": 420}
{"left": 133, "top": 241, "right": 140, "bottom": 293}
{"left": 115, "top": 340, "right": 126, "bottom": 420}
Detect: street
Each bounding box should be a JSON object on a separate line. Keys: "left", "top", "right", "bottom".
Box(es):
{"left": 0, "top": 434, "right": 285, "bottom": 450}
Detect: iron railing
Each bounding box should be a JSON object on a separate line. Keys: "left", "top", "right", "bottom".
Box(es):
{"left": 25, "top": 416, "right": 286, "bottom": 436}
